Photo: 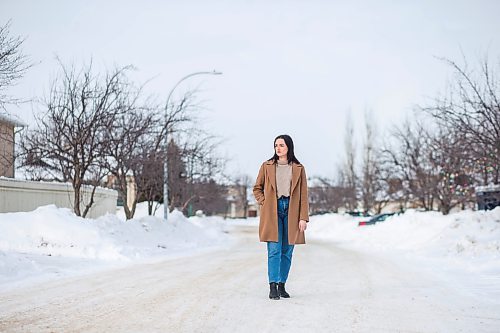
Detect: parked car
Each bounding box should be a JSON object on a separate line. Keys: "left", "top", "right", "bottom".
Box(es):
{"left": 345, "top": 211, "right": 371, "bottom": 217}
{"left": 358, "top": 213, "right": 396, "bottom": 226}
{"left": 311, "top": 210, "right": 335, "bottom": 216}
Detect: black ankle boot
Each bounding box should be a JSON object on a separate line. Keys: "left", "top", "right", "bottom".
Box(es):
{"left": 278, "top": 282, "right": 290, "bottom": 298}
{"left": 269, "top": 282, "right": 280, "bottom": 300}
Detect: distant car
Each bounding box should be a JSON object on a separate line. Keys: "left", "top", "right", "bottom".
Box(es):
{"left": 311, "top": 210, "right": 334, "bottom": 216}
{"left": 358, "top": 213, "right": 396, "bottom": 226}
{"left": 345, "top": 211, "right": 371, "bottom": 217}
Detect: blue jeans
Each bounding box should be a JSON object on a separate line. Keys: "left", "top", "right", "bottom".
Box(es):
{"left": 267, "top": 196, "right": 294, "bottom": 283}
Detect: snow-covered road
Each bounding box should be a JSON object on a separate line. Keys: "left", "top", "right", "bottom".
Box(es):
{"left": 0, "top": 224, "right": 498, "bottom": 333}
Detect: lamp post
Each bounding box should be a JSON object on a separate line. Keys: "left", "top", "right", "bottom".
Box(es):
{"left": 163, "top": 70, "right": 222, "bottom": 220}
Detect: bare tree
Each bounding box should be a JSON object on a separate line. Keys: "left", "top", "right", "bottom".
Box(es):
{"left": 0, "top": 20, "right": 31, "bottom": 110}
{"left": 162, "top": 133, "right": 225, "bottom": 216}
{"left": 175, "top": 131, "right": 227, "bottom": 215}
{"left": 383, "top": 118, "right": 438, "bottom": 211}
{"left": 132, "top": 114, "right": 227, "bottom": 217}
{"left": 361, "top": 112, "right": 374, "bottom": 213}
{"left": 341, "top": 113, "right": 358, "bottom": 210}
{"left": 308, "top": 176, "right": 344, "bottom": 214}
{"left": 137, "top": 90, "right": 204, "bottom": 216}
{"left": 426, "top": 125, "right": 475, "bottom": 214}
{"left": 164, "top": 137, "right": 189, "bottom": 214}
{"left": 424, "top": 56, "right": 500, "bottom": 185}
{"left": 361, "top": 111, "right": 391, "bottom": 215}
{"left": 134, "top": 148, "right": 165, "bottom": 216}
{"left": 21, "top": 61, "right": 130, "bottom": 217}
{"left": 360, "top": 111, "right": 379, "bottom": 213}
{"left": 383, "top": 115, "right": 475, "bottom": 214}
{"left": 101, "top": 87, "right": 155, "bottom": 219}
{"left": 193, "top": 179, "right": 228, "bottom": 216}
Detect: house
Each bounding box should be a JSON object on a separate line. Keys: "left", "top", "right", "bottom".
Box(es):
{"left": 0, "top": 114, "right": 118, "bottom": 218}
{"left": 476, "top": 184, "right": 500, "bottom": 210}
{"left": 225, "top": 184, "right": 248, "bottom": 218}
{"left": 0, "top": 113, "right": 25, "bottom": 178}
{"left": 104, "top": 174, "right": 137, "bottom": 209}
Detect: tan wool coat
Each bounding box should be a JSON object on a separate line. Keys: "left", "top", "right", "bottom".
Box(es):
{"left": 253, "top": 160, "right": 310, "bottom": 245}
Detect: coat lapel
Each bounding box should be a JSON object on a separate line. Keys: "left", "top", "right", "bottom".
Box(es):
{"left": 266, "top": 161, "right": 277, "bottom": 192}
{"left": 291, "top": 163, "right": 301, "bottom": 194}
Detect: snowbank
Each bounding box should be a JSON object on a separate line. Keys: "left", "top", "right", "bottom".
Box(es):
{"left": 308, "top": 208, "right": 500, "bottom": 260}
{"left": 0, "top": 204, "right": 230, "bottom": 289}
{"left": 308, "top": 208, "right": 500, "bottom": 301}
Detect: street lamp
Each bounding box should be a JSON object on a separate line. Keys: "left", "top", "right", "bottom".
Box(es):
{"left": 163, "top": 70, "right": 222, "bottom": 220}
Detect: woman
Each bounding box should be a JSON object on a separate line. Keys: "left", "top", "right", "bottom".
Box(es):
{"left": 253, "top": 134, "right": 309, "bottom": 300}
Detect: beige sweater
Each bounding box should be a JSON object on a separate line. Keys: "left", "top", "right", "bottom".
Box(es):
{"left": 276, "top": 162, "right": 292, "bottom": 198}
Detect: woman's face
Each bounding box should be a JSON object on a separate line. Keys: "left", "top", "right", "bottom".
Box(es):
{"left": 274, "top": 138, "right": 288, "bottom": 159}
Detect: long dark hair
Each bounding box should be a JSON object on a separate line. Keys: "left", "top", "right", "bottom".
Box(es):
{"left": 268, "top": 134, "right": 301, "bottom": 164}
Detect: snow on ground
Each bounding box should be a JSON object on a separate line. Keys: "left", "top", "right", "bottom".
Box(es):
{"left": 0, "top": 203, "right": 231, "bottom": 290}
{"left": 307, "top": 207, "right": 500, "bottom": 302}
{"left": 1, "top": 202, "right": 499, "bottom": 303}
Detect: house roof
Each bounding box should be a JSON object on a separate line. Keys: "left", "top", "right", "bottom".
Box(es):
{"left": 0, "top": 113, "right": 26, "bottom": 127}
{"left": 476, "top": 184, "right": 500, "bottom": 193}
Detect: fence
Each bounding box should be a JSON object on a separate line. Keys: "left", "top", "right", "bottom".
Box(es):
{"left": 0, "top": 178, "right": 117, "bottom": 219}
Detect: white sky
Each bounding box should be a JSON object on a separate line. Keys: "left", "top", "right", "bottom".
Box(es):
{"left": 2, "top": 0, "right": 500, "bottom": 180}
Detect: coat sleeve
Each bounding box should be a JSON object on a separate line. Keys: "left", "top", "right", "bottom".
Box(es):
{"left": 299, "top": 166, "right": 310, "bottom": 222}
{"left": 253, "top": 163, "right": 265, "bottom": 205}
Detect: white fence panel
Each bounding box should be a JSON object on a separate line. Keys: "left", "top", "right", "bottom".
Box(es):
{"left": 0, "top": 178, "right": 117, "bottom": 219}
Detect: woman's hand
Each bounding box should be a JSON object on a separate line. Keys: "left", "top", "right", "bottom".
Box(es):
{"left": 299, "top": 220, "right": 307, "bottom": 232}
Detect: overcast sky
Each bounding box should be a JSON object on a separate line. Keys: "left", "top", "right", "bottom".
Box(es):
{"left": 2, "top": 0, "right": 500, "bottom": 180}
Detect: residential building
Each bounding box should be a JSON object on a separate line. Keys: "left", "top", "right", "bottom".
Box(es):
{"left": 0, "top": 113, "right": 25, "bottom": 178}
